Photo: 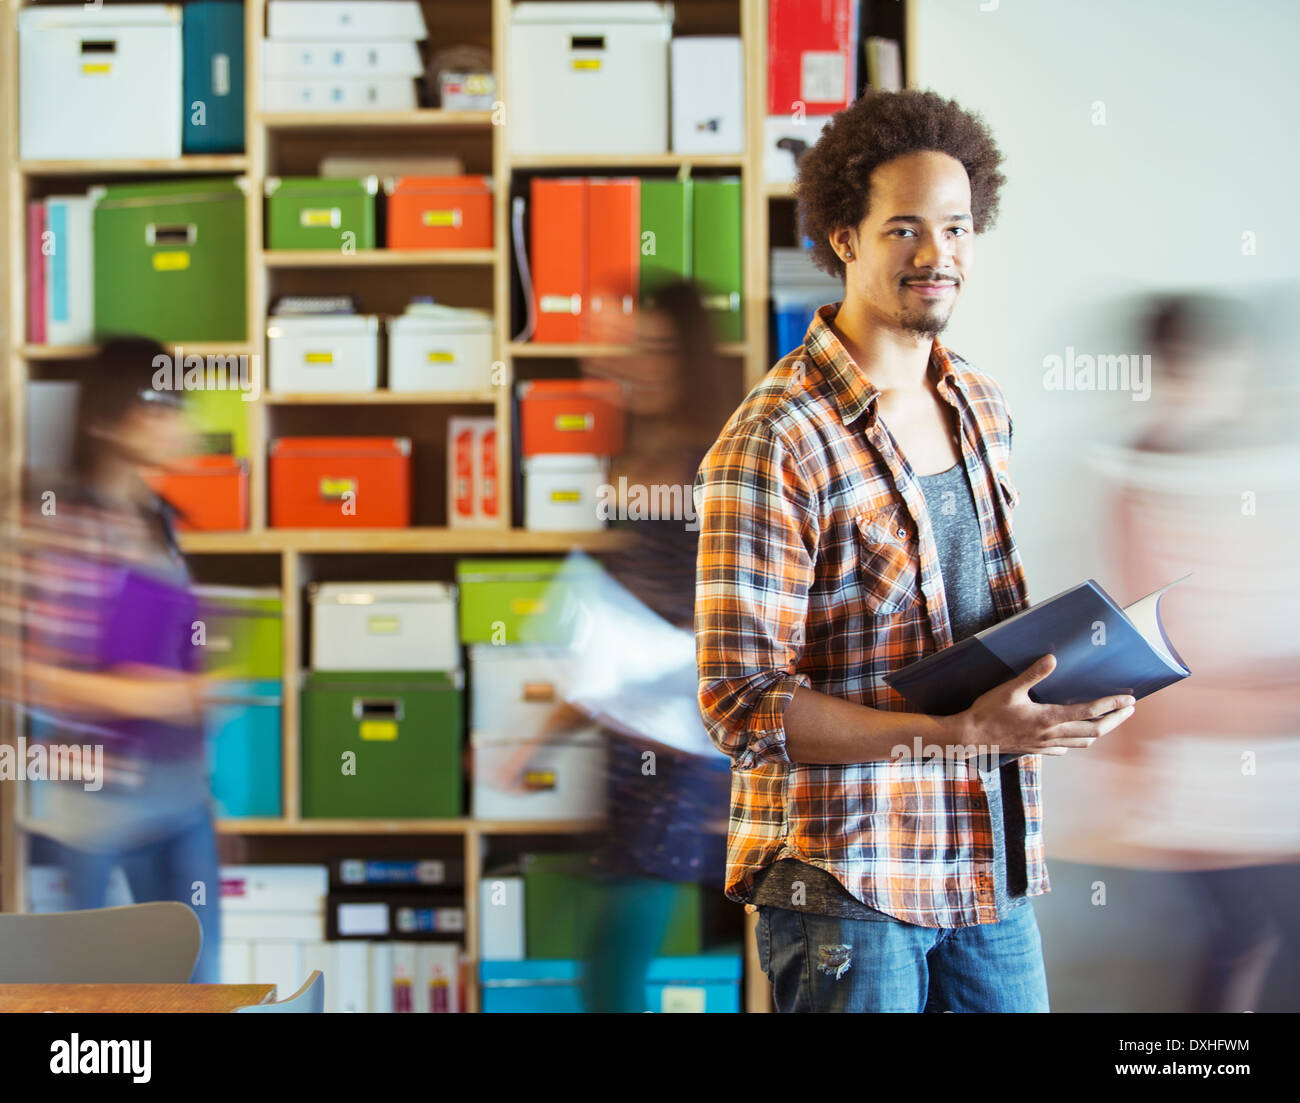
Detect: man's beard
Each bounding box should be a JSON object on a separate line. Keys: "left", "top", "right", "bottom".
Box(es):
{"left": 899, "top": 303, "right": 953, "bottom": 340}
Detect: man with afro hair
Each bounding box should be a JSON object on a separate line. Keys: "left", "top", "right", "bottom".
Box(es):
{"left": 693, "top": 90, "right": 1137, "bottom": 1013}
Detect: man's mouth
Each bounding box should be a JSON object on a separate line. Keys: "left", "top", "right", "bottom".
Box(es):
{"left": 902, "top": 280, "right": 957, "bottom": 299}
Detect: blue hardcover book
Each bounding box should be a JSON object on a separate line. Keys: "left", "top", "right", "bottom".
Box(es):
{"left": 885, "top": 575, "right": 1191, "bottom": 716}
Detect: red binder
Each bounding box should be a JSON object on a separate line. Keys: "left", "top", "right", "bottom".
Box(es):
{"left": 768, "top": 0, "right": 860, "bottom": 116}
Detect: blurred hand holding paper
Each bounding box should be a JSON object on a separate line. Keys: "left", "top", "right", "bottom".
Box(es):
{"left": 540, "top": 550, "right": 718, "bottom": 759}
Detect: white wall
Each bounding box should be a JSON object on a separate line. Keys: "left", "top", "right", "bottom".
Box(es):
{"left": 912, "top": 0, "right": 1300, "bottom": 598}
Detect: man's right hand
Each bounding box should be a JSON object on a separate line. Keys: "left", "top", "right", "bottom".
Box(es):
{"left": 945, "top": 653, "right": 1136, "bottom": 757}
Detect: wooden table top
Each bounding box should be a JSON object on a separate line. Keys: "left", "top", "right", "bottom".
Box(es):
{"left": 0, "top": 983, "right": 278, "bottom": 1013}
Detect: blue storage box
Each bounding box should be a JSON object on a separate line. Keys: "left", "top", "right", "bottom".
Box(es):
{"left": 183, "top": 0, "right": 246, "bottom": 153}
{"left": 772, "top": 290, "right": 819, "bottom": 358}
{"left": 206, "top": 678, "right": 282, "bottom": 817}
{"left": 479, "top": 951, "right": 743, "bottom": 1013}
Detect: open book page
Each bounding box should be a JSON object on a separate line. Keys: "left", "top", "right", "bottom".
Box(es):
{"left": 1121, "top": 573, "right": 1192, "bottom": 674}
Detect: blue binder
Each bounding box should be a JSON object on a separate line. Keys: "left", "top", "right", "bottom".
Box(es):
{"left": 182, "top": 1, "right": 245, "bottom": 154}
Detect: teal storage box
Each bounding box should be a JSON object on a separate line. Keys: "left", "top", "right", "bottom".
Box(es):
{"left": 479, "top": 952, "right": 742, "bottom": 1013}
{"left": 206, "top": 678, "right": 282, "bottom": 818}
{"left": 183, "top": 1, "right": 245, "bottom": 153}
{"left": 522, "top": 854, "right": 702, "bottom": 958}
{"left": 265, "top": 177, "right": 378, "bottom": 251}
{"left": 91, "top": 177, "right": 247, "bottom": 341}
{"left": 301, "top": 671, "right": 463, "bottom": 819}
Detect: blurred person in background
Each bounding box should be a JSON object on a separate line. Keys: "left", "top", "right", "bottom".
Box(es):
{"left": 496, "top": 280, "right": 735, "bottom": 1012}
{"left": 1094, "top": 293, "right": 1300, "bottom": 1011}
{"left": 1, "top": 337, "right": 221, "bottom": 982}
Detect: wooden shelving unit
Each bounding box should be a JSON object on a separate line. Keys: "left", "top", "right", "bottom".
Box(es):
{"left": 0, "top": 0, "right": 910, "bottom": 1015}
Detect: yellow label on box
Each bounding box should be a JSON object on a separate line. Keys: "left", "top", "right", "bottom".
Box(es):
{"left": 554, "top": 413, "right": 592, "bottom": 432}
{"left": 550, "top": 490, "right": 581, "bottom": 503}
{"left": 571, "top": 59, "right": 601, "bottom": 71}
{"left": 81, "top": 63, "right": 111, "bottom": 75}
{"left": 366, "top": 615, "right": 400, "bottom": 635}
{"left": 304, "top": 351, "right": 334, "bottom": 364}
{"left": 319, "top": 477, "right": 356, "bottom": 499}
{"left": 300, "top": 208, "right": 339, "bottom": 228}
{"left": 360, "top": 720, "right": 398, "bottom": 741}
{"left": 420, "top": 209, "right": 459, "bottom": 227}
{"left": 426, "top": 351, "right": 455, "bottom": 363}
{"left": 152, "top": 252, "right": 191, "bottom": 271}
{"left": 523, "top": 769, "right": 557, "bottom": 791}
{"left": 510, "top": 597, "right": 545, "bottom": 616}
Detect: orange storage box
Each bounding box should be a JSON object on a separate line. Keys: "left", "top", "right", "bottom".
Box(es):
{"left": 386, "top": 175, "right": 493, "bottom": 250}
{"left": 518, "top": 379, "right": 624, "bottom": 457}
{"left": 147, "top": 455, "right": 248, "bottom": 532}
{"left": 269, "top": 437, "right": 411, "bottom": 529}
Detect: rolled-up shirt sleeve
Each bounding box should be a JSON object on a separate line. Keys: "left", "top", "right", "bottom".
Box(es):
{"left": 694, "top": 420, "right": 819, "bottom": 770}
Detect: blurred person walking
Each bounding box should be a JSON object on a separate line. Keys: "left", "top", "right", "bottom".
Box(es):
{"left": 2, "top": 337, "right": 222, "bottom": 982}
{"left": 1095, "top": 294, "right": 1300, "bottom": 1012}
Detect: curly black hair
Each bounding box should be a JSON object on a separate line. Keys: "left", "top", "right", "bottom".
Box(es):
{"left": 795, "top": 89, "right": 1006, "bottom": 281}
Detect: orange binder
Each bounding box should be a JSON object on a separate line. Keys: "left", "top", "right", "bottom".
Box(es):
{"left": 530, "top": 177, "right": 586, "bottom": 343}
{"left": 585, "top": 177, "right": 640, "bottom": 344}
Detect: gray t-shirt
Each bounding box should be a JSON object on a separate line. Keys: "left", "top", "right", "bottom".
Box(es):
{"left": 751, "top": 460, "right": 1029, "bottom": 925}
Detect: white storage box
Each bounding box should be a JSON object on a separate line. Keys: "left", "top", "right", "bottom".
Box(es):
{"left": 262, "top": 77, "right": 418, "bottom": 112}
{"left": 389, "top": 304, "right": 495, "bottom": 392}
{"left": 509, "top": 2, "right": 673, "bottom": 156}
{"left": 262, "top": 40, "right": 423, "bottom": 78}
{"left": 19, "top": 5, "right": 182, "bottom": 161}
{"left": 473, "top": 734, "right": 606, "bottom": 822}
{"left": 671, "top": 37, "right": 744, "bottom": 154}
{"left": 447, "top": 417, "right": 499, "bottom": 529}
{"left": 267, "top": 1, "right": 428, "bottom": 41}
{"left": 468, "top": 643, "right": 574, "bottom": 745}
{"left": 267, "top": 314, "right": 380, "bottom": 394}
{"left": 310, "top": 582, "right": 459, "bottom": 672}
{"left": 523, "top": 454, "right": 609, "bottom": 532}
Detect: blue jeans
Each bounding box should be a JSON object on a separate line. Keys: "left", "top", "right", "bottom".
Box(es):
{"left": 757, "top": 901, "right": 1050, "bottom": 1012}
{"left": 50, "top": 809, "right": 222, "bottom": 983}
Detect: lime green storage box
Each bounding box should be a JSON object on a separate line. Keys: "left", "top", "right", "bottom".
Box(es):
{"left": 265, "top": 176, "right": 378, "bottom": 251}
{"left": 92, "top": 177, "right": 247, "bottom": 341}
{"left": 301, "top": 671, "right": 463, "bottom": 819}
{"left": 455, "top": 557, "right": 603, "bottom": 644}
{"left": 194, "top": 586, "right": 282, "bottom": 679}
{"left": 522, "top": 853, "right": 702, "bottom": 958}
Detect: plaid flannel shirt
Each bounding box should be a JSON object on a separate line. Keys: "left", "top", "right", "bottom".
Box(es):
{"left": 694, "top": 301, "right": 1049, "bottom": 928}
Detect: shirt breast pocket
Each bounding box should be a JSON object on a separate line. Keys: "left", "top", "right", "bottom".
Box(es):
{"left": 856, "top": 506, "right": 922, "bottom": 617}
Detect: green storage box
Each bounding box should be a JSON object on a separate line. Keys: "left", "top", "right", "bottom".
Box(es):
{"left": 301, "top": 671, "right": 463, "bottom": 819}
{"left": 455, "top": 557, "right": 603, "bottom": 644}
{"left": 265, "top": 176, "right": 378, "bottom": 251}
{"left": 194, "top": 586, "right": 282, "bottom": 679}
{"left": 92, "top": 177, "right": 247, "bottom": 342}
{"left": 522, "top": 853, "right": 702, "bottom": 959}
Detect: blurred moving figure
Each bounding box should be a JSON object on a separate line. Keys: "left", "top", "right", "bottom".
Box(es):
{"left": 1, "top": 338, "right": 221, "bottom": 981}
{"left": 1091, "top": 293, "right": 1300, "bottom": 1011}
{"left": 498, "top": 281, "right": 735, "bottom": 1012}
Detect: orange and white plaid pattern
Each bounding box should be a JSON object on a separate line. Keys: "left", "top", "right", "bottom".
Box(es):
{"left": 694, "top": 301, "right": 1048, "bottom": 927}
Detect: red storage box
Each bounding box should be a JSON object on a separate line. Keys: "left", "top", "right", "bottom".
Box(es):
{"left": 269, "top": 437, "right": 411, "bottom": 529}
{"left": 146, "top": 455, "right": 248, "bottom": 532}
{"left": 517, "top": 379, "right": 624, "bottom": 457}
{"left": 386, "top": 175, "right": 493, "bottom": 250}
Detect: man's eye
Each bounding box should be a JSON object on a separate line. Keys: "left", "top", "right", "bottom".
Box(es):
{"left": 949, "top": 226, "right": 969, "bottom": 236}
{"left": 890, "top": 228, "right": 914, "bottom": 237}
